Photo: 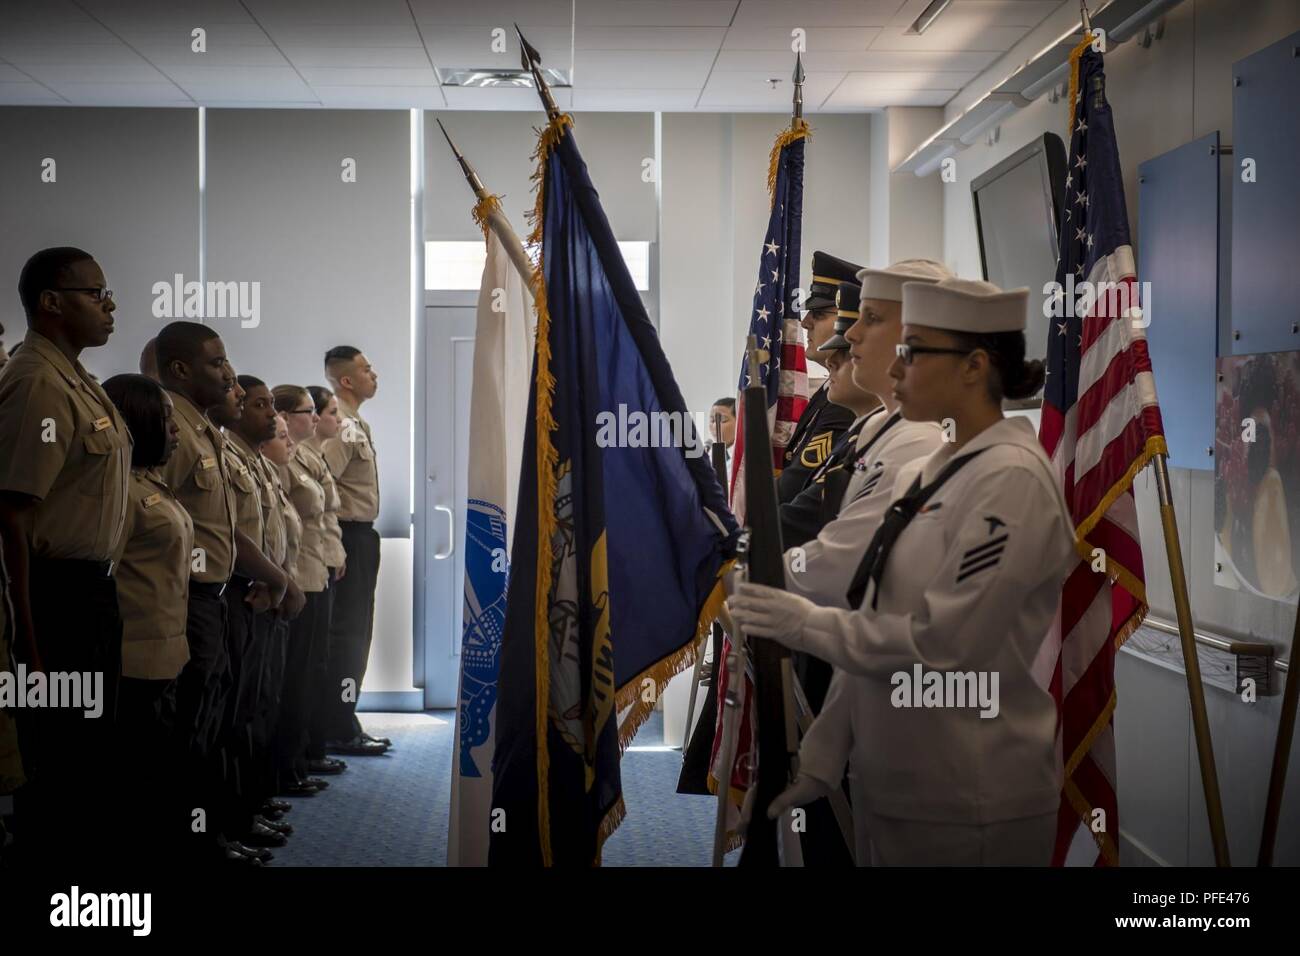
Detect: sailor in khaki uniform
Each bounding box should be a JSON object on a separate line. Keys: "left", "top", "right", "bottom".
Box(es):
{"left": 730, "top": 278, "right": 1076, "bottom": 866}
{"left": 274, "top": 386, "right": 339, "bottom": 785}
{"left": 0, "top": 248, "right": 131, "bottom": 862}
{"left": 103, "top": 373, "right": 194, "bottom": 855}
{"left": 320, "top": 346, "right": 388, "bottom": 755}
{"left": 302, "top": 385, "right": 355, "bottom": 760}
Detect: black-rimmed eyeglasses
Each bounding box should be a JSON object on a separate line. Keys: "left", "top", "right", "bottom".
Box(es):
{"left": 894, "top": 343, "right": 971, "bottom": 366}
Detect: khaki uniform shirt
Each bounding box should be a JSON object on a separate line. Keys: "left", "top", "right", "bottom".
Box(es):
{"left": 222, "top": 431, "right": 266, "bottom": 555}
{"left": 321, "top": 397, "right": 379, "bottom": 522}
{"left": 282, "top": 446, "right": 328, "bottom": 592}
{"left": 0, "top": 330, "right": 131, "bottom": 560}
{"left": 255, "top": 455, "right": 291, "bottom": 569}
{"left": 113, "top": 467, "right": 193, "bottom": 680}
{"left": 302, "top": 437, "right": 346, "bottom": 568}
{"left": 160, "top": 391, "right": 237, "bottom": 584}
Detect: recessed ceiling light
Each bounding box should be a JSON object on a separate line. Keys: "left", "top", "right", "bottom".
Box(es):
{"left": 439, "top": 67, "right": 571, "bottom": 89}
{"left": 906, "top": 0, "right": 954, "bottom": 35}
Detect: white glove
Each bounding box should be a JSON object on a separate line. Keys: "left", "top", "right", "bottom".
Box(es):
{"left": 767, "top": 773, "right": 834, "bottom": 820}
{"left": 726, "top": 581, "right": 816, "bottom": 646}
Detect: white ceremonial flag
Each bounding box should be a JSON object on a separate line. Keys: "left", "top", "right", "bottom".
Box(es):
{"left": 447, "top": 216, "right": 533, "bottom": 866}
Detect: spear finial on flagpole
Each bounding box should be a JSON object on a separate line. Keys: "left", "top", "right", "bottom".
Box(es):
{"left": 791, "top": 52, "right": 805, "bottom": 128}
{"left": 1079, "top": 0, "right": 1092, "bottom": 34}
{"left": 515, "top": 24, "right": 561, "bottom": 120}
{"left": 436, "top": 118, "right": 489, "bottom": 200}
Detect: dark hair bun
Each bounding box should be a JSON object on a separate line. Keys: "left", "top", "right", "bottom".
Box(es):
{"left": 1003, "top": 358, "right": 1046, "bottom": 401}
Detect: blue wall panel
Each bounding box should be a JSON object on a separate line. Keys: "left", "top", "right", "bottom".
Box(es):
{"left": 1139, "top": 132, "right": 1220, "bottom": 470}
{"left": 1230, "top": 30, "right": 1300, "bottom": 355}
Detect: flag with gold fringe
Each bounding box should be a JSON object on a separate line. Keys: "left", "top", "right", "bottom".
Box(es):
{"left": 1038, "top": 32, "right": 1167, "bottom": 866}
{"left": 488, "top": 114, "right": 738, "bottom": 866}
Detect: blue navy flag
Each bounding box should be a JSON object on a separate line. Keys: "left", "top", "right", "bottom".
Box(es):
{"left": 489, "top": 115, "right": 738, "bottom": 866}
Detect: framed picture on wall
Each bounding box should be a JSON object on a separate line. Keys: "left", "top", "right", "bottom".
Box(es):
{"left": 1214, "top": 351, "right": 1300, "bottom": 604}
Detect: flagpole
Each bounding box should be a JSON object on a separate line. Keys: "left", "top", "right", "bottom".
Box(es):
{"left": 1152, "top": 453, "right": 1231, "bottom": 866}
{"left": 434, "top": 118, "right": 537, "bottom": 296}
{"left": 1258, "top": 604, "right": 1299, "bottom": 865}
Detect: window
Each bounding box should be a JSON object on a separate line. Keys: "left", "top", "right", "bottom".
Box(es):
{"left": 424, "top": 240, "right": 650, "bottom": 291}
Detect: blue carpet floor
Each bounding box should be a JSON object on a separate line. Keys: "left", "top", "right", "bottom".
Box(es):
{"left": 273, "top": 710, "right": 738, "bottom": 866}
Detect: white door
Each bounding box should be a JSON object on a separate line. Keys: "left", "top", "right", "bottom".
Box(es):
{"left": 417, "top": 302, "right": 475, "bottom": 709}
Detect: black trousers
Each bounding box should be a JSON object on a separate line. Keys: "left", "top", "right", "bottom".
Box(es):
{"left": 253, "top": 617, "right": 288, "bottom": 798}
{"left": 172, "top": 581, "right": 229, "bottom": 859}
{"left": 221, "top": 577, "right": 274, "bottom": 837}
{"left": 326, "top": 522, "right": 380, "bottom": 740}
{"left": 307, "top": 574, "right": 337, "bottom": 760}
{"left": 278, "top": 589, "right": 326, "bottom": 781}
{"left": 12, "top": 557, "right": 121, "bottom": 865}
{"left": 115, "top": 676, "right": 177, "bottom": 853}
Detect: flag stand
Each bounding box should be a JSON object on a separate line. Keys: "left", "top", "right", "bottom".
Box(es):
{"left": 1258, "top": 600, "right": 1299, "bottom": 865}
{"left": 1152, "top": 453, "right": 1231, "bottom": 865}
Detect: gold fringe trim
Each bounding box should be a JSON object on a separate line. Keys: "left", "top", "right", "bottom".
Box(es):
{"left": 471, "top": 192, "right": 503, "bottom": 241}
{"left": 527, "top": 112, "right": 573, "bottom": 868}
{"left": 1063, "top": 777, "right": 1120, "bottom": 865}
{"left": 1064, "top": 688, "right": 1116, "bottom": 779}
{"left": 613, "top": 559, "right": 735, "bottom": 753}
{"left": 766, "top": 120, "right": 811, "bottom": 207}
{"left": 1074, "top": 434, "right": 1167, "bottom": 546}
{"left": 1065, "top": 32, "right": 1094, "bottom": 130}
{"left": 594, "top": 795, "right": 627, "bottom": 866}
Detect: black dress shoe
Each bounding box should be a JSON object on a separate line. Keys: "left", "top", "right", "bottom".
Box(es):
{"left": 308, "top": 757, "right": 347, "bottom": 775}
{"left": 256, "top": 814, "right": 294, "bottom": 836}
{"left": 226, "top": 840, "right": 273, "bottom": 864}
{"left": 242, "top": 821, "right": 288, "bottom": 848}
{"left": 222, "top": 845, "right": 264, "bottom": 866}
{"left": 260, "top": 806, "right": 286, "bottom": 822}
{"left": 263, "top": 798, "right": 292, "bottom": 814}
{"left": 361, "top": 732, "right": 393, "bottom": 748}
{"left": 281, "top": 780, "right": 319, "bottom": 797}
{"left": 303, "top": 775, "right": 329, "bottom": 790}
{"left": 326, "top": 735, "right": 388, "bottom": 756}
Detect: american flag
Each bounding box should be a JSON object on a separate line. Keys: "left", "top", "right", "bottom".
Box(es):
{"left": 1037, "top": 35, "right": 1168, "bottom": 866}
{"left": 727, "top": 121, "right": 810, "bottom": 523}
{"left": 709, "top": 121, "right": 810, "bottom": 838}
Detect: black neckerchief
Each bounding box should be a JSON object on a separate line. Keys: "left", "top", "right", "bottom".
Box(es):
{"left": 845, "top": 447, "right": 987, "bottom": 609}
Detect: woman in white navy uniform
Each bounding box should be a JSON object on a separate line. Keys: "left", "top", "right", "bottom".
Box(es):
{"left": 784, "top": 259, "right": 951, "bottom": 607}
{"left": 730, "top": 277, "right": 1076, "bottom": 866}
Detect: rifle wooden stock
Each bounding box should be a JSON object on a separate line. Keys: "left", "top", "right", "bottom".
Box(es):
{"left": 737, "top": 344, "right": 793, "bottom": 868}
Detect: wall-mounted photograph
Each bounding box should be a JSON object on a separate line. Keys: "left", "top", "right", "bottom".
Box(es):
{"left": 1215, "top": 351, "right": 1300, "bottom": 603}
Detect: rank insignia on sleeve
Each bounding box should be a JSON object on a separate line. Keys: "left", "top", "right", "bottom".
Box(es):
{"left": 799, "top": 431, "right": 835, "bottom": 469}
{"left": 956, "top": 532, "right": 1008, "bottom": 583}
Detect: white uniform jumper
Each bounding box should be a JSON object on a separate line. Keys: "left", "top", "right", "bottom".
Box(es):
{"left": 792, "top": 415, "right": 1076, "bottom": 865}
{"left": 784, "top": 407, "right": 944, "bottom": 608}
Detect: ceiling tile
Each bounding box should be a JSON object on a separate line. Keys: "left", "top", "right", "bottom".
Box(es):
{"left": 0, "top": 44, "right": 145, "bottom": 66}
{"left": 869, "top": 23, "right": 1030, "bottom": 51}
{"left": 422, "top": 27, "right": 572, "bottom": 68}
{"left": 176, "top": 69, "right": 317, "bottom": 101}
{"left": 278, "top": 46, "right": 437, "bottom": 69}
{"left": 299, "top": 67, "right": 439, "bottom": 87}
{"left": 722, "top": 26, "right": 881, "bottom": 51}
{"left": 834, "top": 69, "right": 977, "bottom": 90}
{"left": 731, "top": 1, "right": 908, "bottom": 29}
{"left": 244, "top": 0, "right": 415, "bottom": 26}
{"left": 264, "top": 24, "right": 425, "bottom": 47}
{"left": 573, "top": 49, "right": 716, "bottom": 89}
{"left": 0, "top": 81, "right": 67, "bottom": 104}
{"left": 572, "top": 88, "right": 701, "bottom": 110}
{"left": 575, "top": 1, "right": 740, "bottom": 27}
{"left": 21, "top": 63, "right": 171, "bottom": 85}
{"left": 698, "top": 69, "right": 845, "bottom": 109}
{"left": 409, "top": 0, "right": 575, "bottom": 27}
{"left": 41, "top": 82, "right": 193, "bottom": 105}
{"left": 312, "top": 85, "right": 447, "bottom": 108}
{"left": 75, "top": 0, "right": 257, "bottom": 27}
{"left": 822, "top": 84, "right": 956, "bottom": 108}
{"left": 575, "top": 27, "right": 728, "bottom": 50}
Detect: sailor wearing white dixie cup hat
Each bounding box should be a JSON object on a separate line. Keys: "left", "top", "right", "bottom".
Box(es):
{"left": 730, "top": 277, "right": 1077, "bottom": 866}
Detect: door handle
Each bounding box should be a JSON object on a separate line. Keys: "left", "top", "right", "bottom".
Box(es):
{"left": 434, "top": 505, "right": 454, "bottom": 560}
